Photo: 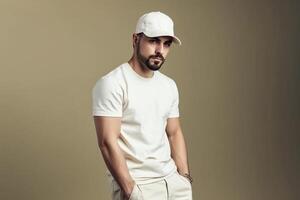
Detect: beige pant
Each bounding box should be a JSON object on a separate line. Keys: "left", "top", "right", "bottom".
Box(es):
{"left": 111, "top": 171, "right": 193, "bottom": 200}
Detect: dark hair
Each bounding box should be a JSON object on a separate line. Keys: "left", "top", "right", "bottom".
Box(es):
{"left": 136, "top": 32, "right": 144, "bottom": 37}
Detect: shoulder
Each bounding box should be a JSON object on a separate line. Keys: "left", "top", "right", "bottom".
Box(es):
{"left": 156, "top": 71, "right": 178, "bottom": 89}
{"left": 100, "top": 64, "right": 125, "bottom": 81}
{"left": 94, "top": 63, "right": 126, "bottom": 85}
{"left": 93, "top": 63, "right": 126, "bottom": 92}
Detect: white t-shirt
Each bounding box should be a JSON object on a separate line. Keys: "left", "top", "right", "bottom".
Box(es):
{"left": 92, "top": 62, "right": 179, "bottom": 183}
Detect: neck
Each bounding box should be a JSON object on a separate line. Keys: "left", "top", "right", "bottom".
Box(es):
{"left": 128, "top": 56, "right": 154, "bottom": 78}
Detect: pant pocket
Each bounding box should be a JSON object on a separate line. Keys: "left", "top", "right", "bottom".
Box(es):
{"left": 111, "top": 181, "right": 143, "bottom": 200}
{"left": 177, "top": 172, "right": 192, "bottom": 188}
{"left": 128, "top": 183, "right": 138, "bottom": 200}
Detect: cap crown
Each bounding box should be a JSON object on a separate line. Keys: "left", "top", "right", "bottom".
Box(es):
{"left": 135, "top": 11, "right": 181, "bottom": 45}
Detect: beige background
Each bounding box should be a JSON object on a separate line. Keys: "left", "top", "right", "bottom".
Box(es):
{"left": 1, "top": 0, "right": 299, "bottom": 199}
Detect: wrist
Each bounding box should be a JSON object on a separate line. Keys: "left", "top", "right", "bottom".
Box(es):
{"left": 123, "top": 179, "right": 135, "bottom": 194}
{"left": 178, "top": 171, "right": 193, "bottom": 184}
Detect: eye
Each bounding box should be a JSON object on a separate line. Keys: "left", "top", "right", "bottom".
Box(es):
{"left": 164, "top": 42, "right": 172, "bottom": 47}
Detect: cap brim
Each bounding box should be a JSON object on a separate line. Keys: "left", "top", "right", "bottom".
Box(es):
{"left": 172, "top": 35, "right": 182, "bottom": 45}
{"left": 141, "top": 32, "right": 182, "bottom": 45}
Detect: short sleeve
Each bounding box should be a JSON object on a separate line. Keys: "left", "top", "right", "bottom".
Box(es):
{"left": 92, "top": 77, "right": 123, "bottom": 117}
{"left": 167, "top": 80, "right": 180, "bottom": 118}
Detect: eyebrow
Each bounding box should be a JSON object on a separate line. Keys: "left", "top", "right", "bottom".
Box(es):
{"left": 149, "top": 37, "right": 173, "bottom": 44}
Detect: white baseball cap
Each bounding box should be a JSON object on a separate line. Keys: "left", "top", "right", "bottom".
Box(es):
{"left": 135, "top": 11, "right": 182, "bottom": 45}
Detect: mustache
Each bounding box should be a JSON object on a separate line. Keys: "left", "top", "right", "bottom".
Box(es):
{"left": 149, "top": 54, "right": 165, "bottom": 61}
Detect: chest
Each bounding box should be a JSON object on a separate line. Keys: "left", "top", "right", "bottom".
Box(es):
{"left": 123, "top": 83, "right": 173, "bottom": 120}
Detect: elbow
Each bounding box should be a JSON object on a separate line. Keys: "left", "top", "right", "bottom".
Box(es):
{"left": 97, "top": 137, "right": 116, "bottom": 151}
{"left": 167, "top": 129, "right": 182, "bottom": 139}
{"left": 98, "top": 139, "right": 108, "bottom": 150}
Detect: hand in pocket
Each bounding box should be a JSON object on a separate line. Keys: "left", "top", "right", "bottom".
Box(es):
{"left": 122, "top": 183, "right": 137, "bottom": 200}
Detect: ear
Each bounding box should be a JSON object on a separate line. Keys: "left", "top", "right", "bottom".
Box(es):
{"left": 132, "top": 33, "right": 138, "bottom": 48}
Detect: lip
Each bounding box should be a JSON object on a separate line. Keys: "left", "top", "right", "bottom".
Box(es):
{"left": 152, "top": 57, "right": 162, "bottom": 61}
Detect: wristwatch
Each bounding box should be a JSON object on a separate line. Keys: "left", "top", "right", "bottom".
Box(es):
{"left": 182, "top": 173, "right": 193, "bottom": 184}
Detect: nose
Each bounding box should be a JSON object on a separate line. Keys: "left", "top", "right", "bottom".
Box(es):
{"left": 155, "top": 43, "right": 164, "bottom": 54}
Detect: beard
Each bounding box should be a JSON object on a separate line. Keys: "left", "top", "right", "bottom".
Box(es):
{"left": 136, "top": 41, "right": 166, "bottom": 71}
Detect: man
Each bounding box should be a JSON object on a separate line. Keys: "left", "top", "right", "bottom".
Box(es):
{"left": 92, "top": 11, "right": 193, "bottom": 200}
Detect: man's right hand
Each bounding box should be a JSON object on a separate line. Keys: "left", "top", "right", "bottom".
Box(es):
{"left": 121, "top": 180, "right": 136, "bottom": 200}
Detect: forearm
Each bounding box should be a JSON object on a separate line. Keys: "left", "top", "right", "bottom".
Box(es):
{"left": 99, "top": 140, "right": 134, "bottom": 193}
{"left": 168, "top": 130, "right": 190, "bottom": 174}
